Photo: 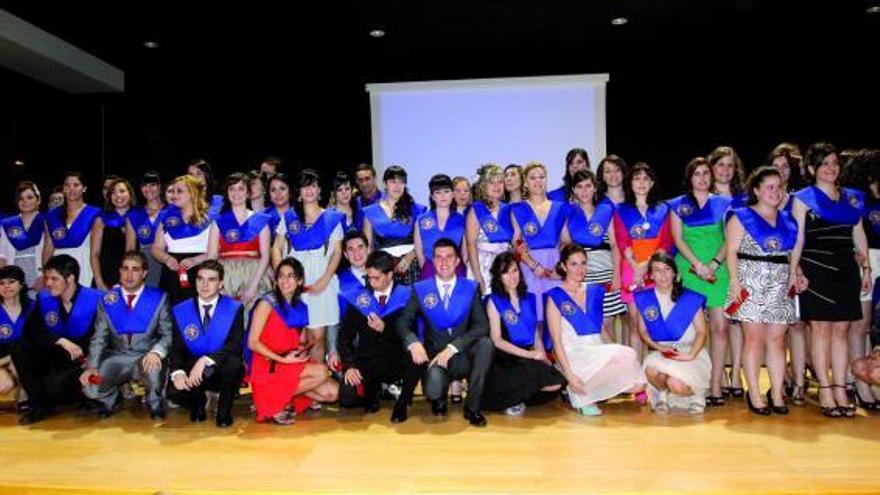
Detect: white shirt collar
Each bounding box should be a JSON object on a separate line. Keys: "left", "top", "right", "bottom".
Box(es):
{"left": 122, "top": 284, "right": 146, "bottom": 300}
{"left": 350, "top": 266, "right": 366, "bottom": 284}
{"left": 198, "top": 294, "right": 220, "bottom": 308}
{"left": 374, "top": 282, "right": 394, "bottom": 299}
{"left": 435, "top": 275, "right": 457, "bottom": 294}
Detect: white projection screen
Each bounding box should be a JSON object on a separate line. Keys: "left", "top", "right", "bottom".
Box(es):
{"left": 366, "top": 74, "right": 609, "bottom": 204}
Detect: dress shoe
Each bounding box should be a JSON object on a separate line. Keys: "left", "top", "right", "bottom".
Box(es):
{"left": 18, "top": 408, "right": 49, "bottom": 425}
{"left": 390, "top": 401, "right": 408, "bottom": 423}
{"left": 149, "top": 406, "right": 166, "bottom": 420}
{"left": 98, "top": 407, "right": 115, "bottom": 419}
{"left": 216, "top": 413, "right": 234, "bottom": 428}
{"left": 190, "top": 404, "right": 207, "bottom": 423}
{"left": 364, "top": 399, "right": 381, "bottom": 414}
{"left": 463, "top": 408, "right": 487, "bottom": 427}
{"left": 431, "top": 398, "right": 448, "bottom": 416}
{"left": 746, "top": 391, "right": 771, "bottom": 416}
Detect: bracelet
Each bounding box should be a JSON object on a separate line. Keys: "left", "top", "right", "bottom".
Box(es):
{"left": 711, "top": 257, "right": 722, "bottom": 265}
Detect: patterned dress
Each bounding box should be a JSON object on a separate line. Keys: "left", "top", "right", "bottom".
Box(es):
{"left": 726, "top": 232, "right": 796, "bottom": 324}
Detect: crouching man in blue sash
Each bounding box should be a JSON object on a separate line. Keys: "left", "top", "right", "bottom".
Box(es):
{"left": 14, "top": 254, "right": 103, "bottom": 425}
{"left": 338, "top": 251, "right": 425, "bottom": 423}
{"left": 167, "top": 260, "right": 245, "bottom": 428}
{"left": 394, "top": 238, "right": 493, "bottom": 427}
{"left": 80, "top": 251, "right": 172, "bottom": 420}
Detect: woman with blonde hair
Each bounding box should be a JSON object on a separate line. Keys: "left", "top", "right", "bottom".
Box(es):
{"left": 0, "top": 181, "right": 46, "bottom": 292}
{"left": 151, "top": 174, "right": 219, "bottom": 304}
{"left": 466, "top": 164, "right": 513, "bottom": 295}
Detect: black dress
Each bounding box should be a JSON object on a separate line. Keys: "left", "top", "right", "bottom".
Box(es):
{"left": 799, "top": 213, "right": 862, "bottom": 321}
{"left": 482, "top": 324, "right": 566, "bottom": 411}
{"left": 99, "top": 223, "right": 126, "bottom": 288}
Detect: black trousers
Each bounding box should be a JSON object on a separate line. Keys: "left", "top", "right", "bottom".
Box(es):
{"left": 12, "top": 341, "right": 84, "bottom": 412}
{"left": 339, "top": 353, "right": 425, "bottom": 408}
{"left": 166, "top": 356, "right": 244, "bottom": 417}
{"left": 423, "top": 336, "right": 494, "bottom": 412}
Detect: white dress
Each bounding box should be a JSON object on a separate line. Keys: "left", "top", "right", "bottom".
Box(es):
{"left": 288, "top": 223, "right": 343, "bottom": 327}
{"left": 466, "top": 226, "right": 510, "bottom": 296}
{"left": 560, "top": 317, "right": 645, "bottom": 407}
{"left": 55, "top": 230, "right": 93, "bottom": 287}
{"left": 641, "top": 295, "right": 711, "bottom": 411}
{"left": 0, "top": 225, "right": 44, "bottom": 292}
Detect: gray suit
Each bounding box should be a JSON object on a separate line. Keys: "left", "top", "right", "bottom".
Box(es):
{"left": 84, "top": 288, "right": 173, "bottom": 410}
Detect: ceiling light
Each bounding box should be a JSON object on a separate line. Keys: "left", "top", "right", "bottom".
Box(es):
{"left": 369, "top": 29, "right": 385, "bottom": 38}
{"left": 867, "top": 5, "right": 880, "bottom": 14}
{"left": 611, "top": 17, "right": 629, "bottom": 26}
{"left": 143, "top": 41, "right": 159, "bottom": 49}
{"left": 13, "top": 159, "right": 24, "bottom": 167}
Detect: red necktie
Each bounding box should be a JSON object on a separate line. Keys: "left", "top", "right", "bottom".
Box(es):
{"left": 126, "top": 294, "right": 136, "bottom": 310}
{"left": 378, "top": 294, "right": 387, "bottom": 310}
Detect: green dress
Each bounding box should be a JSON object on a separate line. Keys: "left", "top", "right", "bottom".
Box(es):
{"left": 668, "top": 194, "right": 731, "bottom": 308}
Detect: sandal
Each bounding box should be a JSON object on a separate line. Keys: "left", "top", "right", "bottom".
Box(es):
{"left": 818, "top": 385, "right": 844, "bottom": 419}
{"left": 832, "top": 385, "right": 856, "bottom": 418}
{"left": 705, "top": 396, "right": 726, "bottom": 407}
{"left": 855, "top": 390, "right": 880, "bottom": 411}
{"left": 789, "top": 384, "right": 806, "bottom": 406}
{"left": 727, "top": 387, "right": 745, "bottom": 398}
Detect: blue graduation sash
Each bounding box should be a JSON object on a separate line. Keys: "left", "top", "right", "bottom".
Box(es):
{"left": 101, "top": 286, "right": 164, "bottom": 335}
{"left": 488, "top": 292, "right": 537, "bottom": 347}
{"left": 566, "top": 200, "right": 615, "bottom": 248}
{"left": 0, "top": 299, "right": 33, "bottom": 343}
{"left": 45, "top": 205, "right": 100, "bottom": 248}
{"left": 209, "top": 195, "right": 224, "bottom": 217}
{"left": 634, "top": 288, "right": 705, "bottom": 343}
{"left": 270, "top": 297, "right": 310, "bottom": 329}
{"left": 100, "top": 209, "right": 129, "bottom": 229}
{"left": 733, "top": 207, "right": 797, "bottom": 253}
{"left": 172, "top": 296, "right": 240, "bottom": 357}
{"left": 667, "top": 194, "right": 731, "bottom": 228}
{"left": 0, "top": 213, "right": 44, "bottom": 251}
{"left": 864, "top": 197, "right": 880, "bottom": 236}
{"left": 615, "top": 202, "right": 669, "bottom": 240}
{"left": 472, "top": 201, "right": 513, "bottom": 243}
{"left": 363, "top": 203, "right": 428, "bottom": 240}
{"left": 794, "top": 186, "right": 865, "bottom": 226}
{"left": 158, "top": 205, "right": 214, "bottom": 240}
{"left": 329, "top": 206, "right": 363, "bottom": 233}
{"left": 341, "top": 284, "right": 412, "bottom": 319}
{"left": 413, "top": 278, "right": 477, "bottom": 333}
{"left": 545, "top": 285, "right": 604, "bottom": 336}
{"left": 216, "top": 210, "right": 270, "bottom": 244}
{"left": 511, "top": 201, "right": 566, "bottom": 249}
{"left": 731, "top": 192, "right": 749, "bottom": 209}
{"left": 418, "top": 210, "right": 465, "bottom": 261}
{"left": 547, "top": 186, "right": 568, "bottom": 203}
{"left": 127, "top": 206, "right": 160, "bottom": 245}
{"left": 39, "top": 287, "right": 103, "bottom": 340}
{"left": 286, "top": 209, "right": 343, "bottom": 251}
{"left": 337, "top": 268, "right": 366, "bottom": 316}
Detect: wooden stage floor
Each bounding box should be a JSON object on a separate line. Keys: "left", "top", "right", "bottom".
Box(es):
{"left": 1, "top": 393, "right": 879, "bottom": 495}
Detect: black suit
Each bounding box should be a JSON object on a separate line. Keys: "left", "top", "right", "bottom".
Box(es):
{"left": 13, "top": 287, "right": 98, "bottom": 414}
{"left": 337, "top": 294, "right": 424, "bottom": 408}
{"left": 394, "top": 278, "right": 493, "bottom": 412}
{"left": 166, "top": 299, "right": 245, "bottom": 419}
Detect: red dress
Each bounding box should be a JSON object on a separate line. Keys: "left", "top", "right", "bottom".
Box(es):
{"left": 250, "top": 309, "right": 312, "bottom": 420}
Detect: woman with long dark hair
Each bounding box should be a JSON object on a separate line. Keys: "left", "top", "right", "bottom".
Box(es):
{"left": 248, "top": 257, "right": 339, "bottom": 424}
{"left": 328, "top": 171, "right": 362, "bottom": 232}
{"left": 503, "top": 164, "right": 524, "bottom": 204}
{"left": 793, "top": 143, "right": 870, "bottom": 418}
{"left": 546, "top": 243, "right": 645, "bottom": 416}
{"left": 548, "top": 148, "right": 590, "bottom": 202}
{"left": 90, "top": 178, "right": 137, "bottom": 290}
{"left": 362, "top": 165, "right": 427, "bottom": 286}
{"left": 482, "top": 252, "right": 565, "bottom": 416}
{"left": 125, "top": 171, "right": 166, "bottom": 287}
{"left": 668, "top": 157, "right": 731, "bottom": 405}
{"left": 636, "top": 253, "right": 711, "bottom": 414}
{"left": 0, "top": 265, "right": 34, "bottom": 411}
{"left": 414, "top": 174, "right": 466, "bottom": 280}
{"left": 42, "top": 171, "right": 101, "bottom": 286}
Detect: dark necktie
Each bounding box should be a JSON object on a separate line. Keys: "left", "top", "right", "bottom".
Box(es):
{"left": 126, "top": 294, "right": 136, "bottom": 345}
{"left": 378, "top": 294, "right": 387, "bottom": 310}
{"left": 202, "top": 303, "right": 213, "bottom": 329}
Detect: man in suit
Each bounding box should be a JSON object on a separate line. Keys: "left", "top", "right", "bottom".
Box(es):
{"left": 395, "top": 238, "right": 493, "bottom": 427}
{"left": 338, "top": 251, "right": 425, "bottom": 422}
{"left": 167, "top": 260, "right": 244, "bottom": 428}
{"left": 326, "top": 230, "right": 371, "bottom": 372}
{"left": 14, "top": 254, "right": 104, "bottom": 425}
{"left": 79, "top": 251, "right": 172, "bottom": 420}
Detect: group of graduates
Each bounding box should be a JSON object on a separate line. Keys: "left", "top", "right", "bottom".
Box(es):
{"left": 2, "top": 144, "right": 880, "bottom": 430}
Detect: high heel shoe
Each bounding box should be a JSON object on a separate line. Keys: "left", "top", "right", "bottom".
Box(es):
{"left": 818, "top": 385, "right": 844, "bottom": 418}
{"left": 766, "top": 389, "right": 789, "bottom": 415}
{"left": 854, "top": 389, "right": 880, "bottom": 411}
{"left": 789, "top": 384, "right": 806, "bottom": 406}
{"left": 832, "top": 385, "right": 856, "bottom": 418}
{"left": 746, "top": 390, "right": 771, "bottom": 416}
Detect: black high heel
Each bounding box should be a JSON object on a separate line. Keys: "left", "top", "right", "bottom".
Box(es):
{"left": 854, "top": 389, "right": 880, "bottom": 411}
{"left": 746, "top": 390, "right": 771, "bottom": 416}
{"left": 832, "top": 385, "right": 856, "bottom": 418}
{"left": 818, "top": 385, "right": 844, "bottom": 418}
{"left": 789, "top": 384, "right": 806, "bottom": 406}
{"left": 766, "top": 389, "right": 789, "bottom": 415}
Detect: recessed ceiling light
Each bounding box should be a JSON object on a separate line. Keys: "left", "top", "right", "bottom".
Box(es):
{"left": 867, "top": 5, "right": 880, "bottom": 14}
{"left": 611, "top": 17, "right": 629, "bottom": 26}
{"left": 13, "top": 159, "right": 24, "bottom": 167}
{"left": 143, "top": 41, "right": 159, "bottom": 49}
{"left": 369, "top": 29, "right": 385, "bottom": 38}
